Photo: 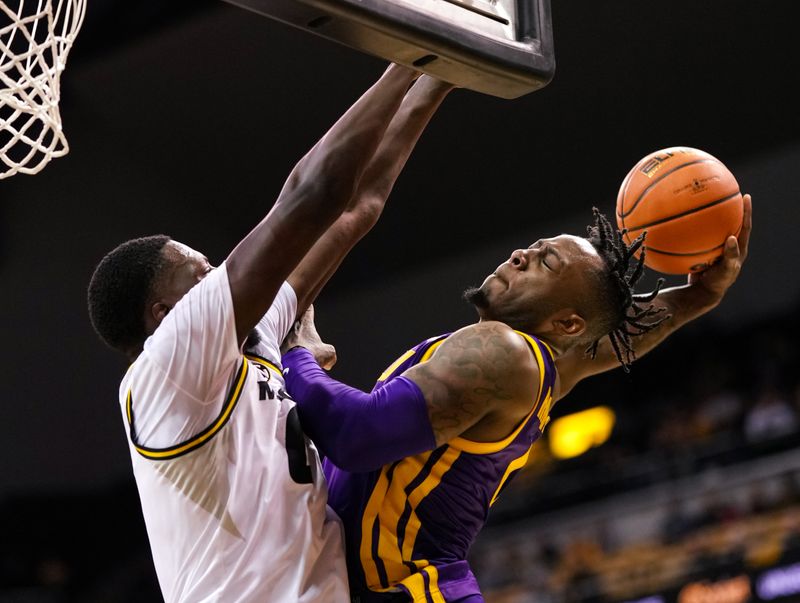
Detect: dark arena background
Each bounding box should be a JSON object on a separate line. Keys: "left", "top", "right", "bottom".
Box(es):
{"left": 2, "top": 1, "right": 800, "bottom": 601}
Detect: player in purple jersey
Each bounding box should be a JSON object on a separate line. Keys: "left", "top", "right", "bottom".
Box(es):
{"left": 281, "top": 198, "right": 753, "bottom": 602}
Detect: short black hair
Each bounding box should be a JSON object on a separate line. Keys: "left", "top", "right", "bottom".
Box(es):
{"left": 585, "top": 208, "right": 669, "bottom": 371}
{"left": 87, "top": 235, "right": 172, "bottom": 354}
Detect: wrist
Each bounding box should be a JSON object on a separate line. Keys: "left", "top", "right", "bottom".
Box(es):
{"left": 664, "top": 282, "right": 721, "bottom": 324}
{"left": 283, "top": 346, "right": 316, "bottom": 364}
{"left": 282, "top": 347, "right": 322, "bottom": 380}
{"left": 688, "top": 280, "right": 725, "bottom": 312}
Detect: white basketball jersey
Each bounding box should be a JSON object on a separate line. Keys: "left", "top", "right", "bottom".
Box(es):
{"left": 118, "top": 264, "right": 349, "bottom": 603}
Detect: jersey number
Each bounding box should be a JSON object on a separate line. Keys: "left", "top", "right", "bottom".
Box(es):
{"left": 285, "top": 407, "right": 314, "bottom": 484}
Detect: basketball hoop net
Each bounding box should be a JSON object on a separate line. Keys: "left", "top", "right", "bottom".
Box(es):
{"left": 0, "top": 0, "right": 86, "bottom": 179}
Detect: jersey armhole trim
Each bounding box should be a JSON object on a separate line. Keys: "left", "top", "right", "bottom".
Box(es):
{"left": 419, "top": 337, "right": 447, "bottom": 363}
{"left": 126, "top": 358, "right": 249, "bottom": 460}
{"left": 376, "top": 335, "right": 449, "bottom": 386}
{"left": 245, "top": 353, "right": 282, "bottom": 375}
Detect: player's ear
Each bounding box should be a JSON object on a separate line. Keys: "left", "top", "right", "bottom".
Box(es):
{"left": 552, "top": 310, "right": 586, "bottom": 338}
{"left": 151, "top": 301, "right": 171, "bottom": 325}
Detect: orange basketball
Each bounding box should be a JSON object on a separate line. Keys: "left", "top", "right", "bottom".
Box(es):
{"left": 615, "top": 147, "right": 743, "bottom": 274}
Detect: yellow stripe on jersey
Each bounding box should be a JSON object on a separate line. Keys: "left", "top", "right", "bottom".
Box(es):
{"left": 362, "top": 447, "right": 461, "bottom": 590}
{"left": 525, "top": 335, "right": 555, "bottom": 429}
{"left": 419, "top": 338, "right": 446, "bottom": 362}
{"left": 378, "top": 349, "right": 416, "bottom": 382}
{"left": 537, "top": 396, "right": 553, "bottom": 432}
{"left": 361, "top": 461, "right": 400, "bottom": 588}
{"left": 378, "top": 337, "right": 446, "bottom": 384}
{"left": 384, "top": 448, "right": 461, "bottom": 581}
{"left": 376, "top": 455, "right": 430, "bottom": 581}
{"left": 127, "top": 359, "right": 249, "bottom": 460}
{"left": 449, "top": 330, "right": 551, "bottom": 455}
{"left": 244, "top": 354, "right": 281, "bottom": 376}
{"left": 516, "top": 331, "right": 547, "bottom": 400}
{"left": 490, "top": 444, "right": 533, "bottom": 507}
{"left": 400, "top": 565, "right": 447, "bottom": 603}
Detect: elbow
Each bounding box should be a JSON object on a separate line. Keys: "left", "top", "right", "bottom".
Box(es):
{"left": 335, "top": 203, "right": 382, "bottom": 242}
{"left": 281, "top": 174, "right": 353, "bottom": 228}
{"left": 290, "top": 149, "right": 359, "bottom": 215}
{"left": 349, "top": 194, "right": 385, "bottom": 228}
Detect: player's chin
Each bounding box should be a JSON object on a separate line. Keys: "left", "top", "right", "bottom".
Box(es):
{"left": 462, "top": 285, "right": 490, "bottom": 309}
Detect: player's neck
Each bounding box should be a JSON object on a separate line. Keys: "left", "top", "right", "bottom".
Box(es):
{"left": 475, "top": 316, "right": 568, "bottom": 356}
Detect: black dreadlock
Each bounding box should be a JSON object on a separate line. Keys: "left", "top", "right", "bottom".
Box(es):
{"left": 585, "top": 208, "right": 670, "bottom": 371}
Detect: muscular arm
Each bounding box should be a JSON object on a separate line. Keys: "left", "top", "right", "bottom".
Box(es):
{"left": 225, "top": 64, "right": 418, "bottom": 345}
{"left": 288, "top": 75, "right": 455, "bottom": 315}
{"left": 556, "top": 194, "right": 752, "bottom": 398}
{"left": 403, "top": 322, "right": 539, "bottom": 446}
{"left": 281, "top": 321, "right": 540, "bottom": 471}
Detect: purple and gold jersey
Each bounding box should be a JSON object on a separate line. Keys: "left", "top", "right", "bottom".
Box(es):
{"left": 324, "top": 330, "right": 556, "bottom": 602}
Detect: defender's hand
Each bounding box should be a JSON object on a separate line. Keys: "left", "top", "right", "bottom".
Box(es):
{"left": 688, "top": 193, "right": 752, "bottom": 302}
{"left": 282, "top": 305, "right": 337, "bottom": 370}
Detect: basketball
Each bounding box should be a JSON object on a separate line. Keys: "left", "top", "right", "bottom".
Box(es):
{"left": 615, "top": 147, "right": 743, "bottom": 274}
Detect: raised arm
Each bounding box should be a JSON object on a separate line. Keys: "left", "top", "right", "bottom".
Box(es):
{"left": 288, "top": 75, "right": 455, "bottom": 315}
{"left": 225, "top": 64, "right": 418, "bottom": 345}
{"left": 556, "top": 194, "right": 752, "bottom": 397}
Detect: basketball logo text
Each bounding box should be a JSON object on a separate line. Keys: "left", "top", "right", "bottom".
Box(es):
{"left": 671, "top": 175, "right": 720, "bottom": 195}
{"left": 640, "top": 151, "right": 675, "bottom": 178}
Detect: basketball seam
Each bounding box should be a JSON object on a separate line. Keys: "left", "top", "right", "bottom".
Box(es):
{"left": 617, "top": 169, "right": 633, "bottom": 239}
{"left": 624, "top": 191, "right": 740, "bottom": 232}
{"left": 617, "top": 158, "right": 719, "bottom": 219}
{"left": 644, "top": 242, "right": 726, "bottom": 257}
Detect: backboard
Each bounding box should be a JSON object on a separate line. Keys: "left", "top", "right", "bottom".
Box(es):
{"left": 223, "top": 0, "right": 555, "bottom": 99}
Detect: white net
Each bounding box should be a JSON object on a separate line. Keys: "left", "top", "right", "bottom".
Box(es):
{"left": 0, "top": 0, "right": 86, "bottom": 179}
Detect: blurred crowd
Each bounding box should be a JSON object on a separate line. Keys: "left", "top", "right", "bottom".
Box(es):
{"left": 472, "top": 470, "right": 800, "bottom": 603}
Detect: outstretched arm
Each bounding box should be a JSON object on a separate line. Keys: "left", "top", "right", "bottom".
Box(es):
{"left": 288, "top": 75, "right": 455, "bottom": 315}
{"left": 225, "top": 64, "right": 418, "bottom": 345}
{"left": 556, "top": 194, "right": 752, "bottom": 398}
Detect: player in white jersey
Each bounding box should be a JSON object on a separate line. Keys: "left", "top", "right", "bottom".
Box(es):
{"left": 119, "top": 265, "right": 345, "bottom": 601}
{"left": 87, "top": 67, "right": 454, "bottom": 602}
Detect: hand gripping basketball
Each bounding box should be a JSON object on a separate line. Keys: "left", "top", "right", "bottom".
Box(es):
{"left": 687, "top": 193, "right": 752, "bottom": 300}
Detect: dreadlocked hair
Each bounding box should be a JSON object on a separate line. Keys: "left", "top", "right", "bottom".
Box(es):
{"left": 585, "top": 208, "right": 670, "bottom": 371}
